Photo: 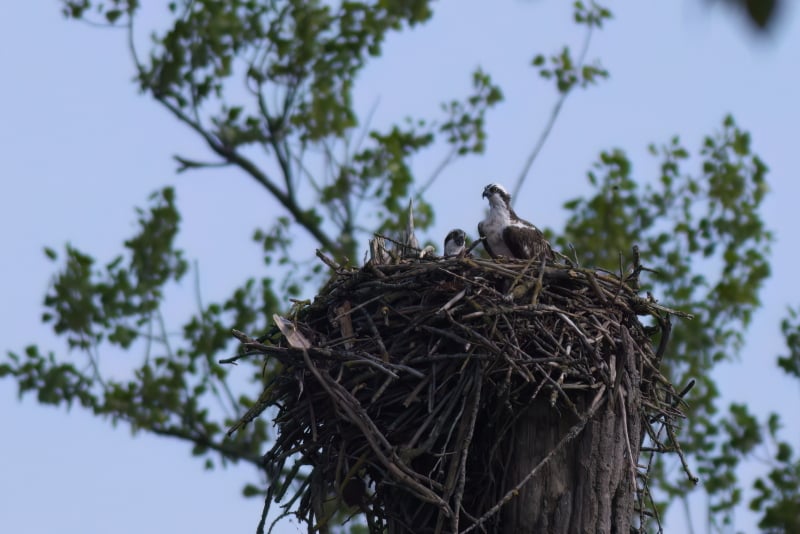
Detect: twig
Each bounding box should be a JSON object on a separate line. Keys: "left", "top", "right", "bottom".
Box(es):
{"left": 316, "top": 249, "right": 341, "bottom": 270}
{"left": 511, "top": 21, "right": 596, "bottom": 200}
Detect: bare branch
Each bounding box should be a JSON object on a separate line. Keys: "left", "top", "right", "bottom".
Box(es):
{"left": 173, "top": 155, "right": 232, "bottom": 174}
{"left": 511, "top": 24, "right": 596, "bottom": 202}
{"left": 418, "top": 145, "right": 458, "bottom": 196}
{"left": 153, "top": 94, "right": 339, "bottom": 255}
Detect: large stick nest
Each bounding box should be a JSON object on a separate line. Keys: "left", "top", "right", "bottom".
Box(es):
{"left": 227, "top": 252, "right": 691, "bottom": 533}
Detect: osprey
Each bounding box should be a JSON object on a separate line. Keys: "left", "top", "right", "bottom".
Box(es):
{"left": 477, "top": 183, "right": 553, "bottom": 261}
{"left": 444, "top": 229, "right": 467, "bottom": 256}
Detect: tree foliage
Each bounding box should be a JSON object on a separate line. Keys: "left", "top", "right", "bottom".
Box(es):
{"left": 3, "top": 0, "right": 798, "bottom": 531}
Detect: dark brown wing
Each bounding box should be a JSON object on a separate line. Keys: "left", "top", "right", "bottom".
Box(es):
{"left": 477, "top": 221, "right": 497, "bottom": 259}
{"left": 503, "top": 224, "right": 553, "bottom": 261}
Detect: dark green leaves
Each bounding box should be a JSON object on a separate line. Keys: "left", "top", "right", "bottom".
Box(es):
{"left": 749, "top": 412, "right": 800, "bottom": 532}
{"left": 440, "top": 69, "right": 503, "bottom": 156}
{"left": 41, "top": 187, "right": 186, "bottom": 350}
{"left": 557, "top": 115, "right": 774, "bottom": 525}
{"left": 533, "top": 47, "right": 608, "bottom": 94}
{"left": 731, "top": 0, "right": 781, "bottom": 31}
{"left": 746, "top": 307, "right": 800, "bottom": 531}
{"left": 4, "top": 346, "right": 96, "bottom": 408}
{"left": 778, "top": 307, "right": 800, "bottom": 378}
{"left": 7, "top": 186, "right": 275, "bottom": 478}
{"left": 573, "top": 1, "right": 612, "bottom": 27}
{"left": 130, "top": 0, "right": 436, "bottom": 144}
{"left": 532, "top": 1, "right": 610, "bottom": 94}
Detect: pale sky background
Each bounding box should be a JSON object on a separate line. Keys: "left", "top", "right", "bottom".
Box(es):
{"left": 2, "top": 1, "right": 799, "bottom": 533}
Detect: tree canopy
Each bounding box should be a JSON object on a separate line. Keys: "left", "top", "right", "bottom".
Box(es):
{"left": 3, "top": 1, "right": 799, "bottom": 532}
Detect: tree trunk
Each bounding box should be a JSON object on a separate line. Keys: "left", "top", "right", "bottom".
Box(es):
{"left": 501, "top": 329, "right": 642, "bottom": 533}
{"left": 385, "top": 328, "right": 643, "bottom": 534}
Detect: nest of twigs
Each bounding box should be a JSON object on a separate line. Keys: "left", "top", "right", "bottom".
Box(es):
{"left": 227, "top": 250, "right": 693, "bottom": 533}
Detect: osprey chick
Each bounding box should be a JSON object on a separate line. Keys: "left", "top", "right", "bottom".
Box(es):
{"left": 477, "top": 183, "right": 553, "bottom": 261}
{"left": 444, "top": 229, "right": 467, "bottom": 256}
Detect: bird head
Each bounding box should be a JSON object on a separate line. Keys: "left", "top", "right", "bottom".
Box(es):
{"left": 482, "top": 183, "right": 511, "bottom": 207}
{"left": 444, "top": 228, "right": 466, "bottom": 247}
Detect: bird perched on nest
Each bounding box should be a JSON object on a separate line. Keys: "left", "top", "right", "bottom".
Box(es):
{"left": 443, "top": 228, "right": 467, "bottom": 257}
{"left": 478, "top": 183, "right": 554, "bottom": 262}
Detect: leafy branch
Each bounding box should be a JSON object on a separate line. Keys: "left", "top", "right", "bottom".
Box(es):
{"left": 511, "top": 0, "right": 611, "bottom": 201}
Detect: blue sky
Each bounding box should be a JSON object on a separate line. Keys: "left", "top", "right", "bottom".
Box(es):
{"left": 2, "top": 1, "right": 799, "bottom": 533}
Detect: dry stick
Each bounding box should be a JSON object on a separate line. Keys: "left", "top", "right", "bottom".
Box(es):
{"left": 613, "top": 251, "right": 627, "bottom": 305}
{"left": 218, "top": 350, "right": 264, "bottom": 364}
{"left": 403, "top": 374, "right": 432, "bottom": 407}
{"left": 530, "top": 257, "right": 548, "bottom": 305}
{"left": 420, "top": 325, "right": 476, "bottom": 352}
{"left": 665, "top": 420, "right": 699, "bottom": 485}
{"left": 528, "top": 363, "right": 550, "bottom": 402}
{"left": 300, "top": 347, "right": 452, "bottom": 512}
{"left": 465, "top": 236, "right": 486, "bottom": 255}
{"left": 434, "top": 375, "right": 474, "bottom": 534}
{"left": 548, "top": 369, "right": 567, "bottom": 408}
{"left": 337, "top": 450, "right": 370, "bottom": 506}
{"left": 640, "top": 383, "right": 687, "bottom": 532}
{"left": 374, "top": 232, "right": 424, "bottom": 256}
{"left": 626, "top": 244, "right": 642, "bottom": 291}
{"left": 640, "top": 450, "right": 664, "bottom": 533}
{"left": 498, "top": 315, "right": 537, "bottom": 383}
{"left": 451, "top": 365, "right": 484, "bottom": 534}
{"left": 405, "top": 379, "right": 468, "bottom": 451}
{"left": 437, "top": 288, "right": 467, "bottom": 315}
{"left": 360, "top": 311, "right": 398, "bottom": 403}
{"left": 437, "top": 267, "right": 506, "bottom": 301}
{"left": 344, "top": 358, "right": 399, "bottom": 379}
{"left": 649, "top": 378, "right": 695, "bottom": 424}
{"left": 315, "top": 248, "right": 341, "bottom": 270}
{"left": 584, "top": 270, "right": 608, "bottom": 304}
{"left": 365, "top": 261, "right": 387, "bottom": 278}
{"left": 462, "top": 385, "right": 607, "bottom": 534}
{"left": 226, "top": 380, "right": 276, "bottom": 435}
{"left": 618, "top": 387, "right": 638, "bottom": 492}
{"left": 467, "top": 259, "right": 525, "bottom": 279}
{"left": 333, "top": 293, "right": 386, "bottom": 321}
{"left": 307, "top": 387, "right": 318, "bottom": 443}
{"left": 506, "top": 254, "right": 540, "bottom": 295}
{"left": 333, "top": 440, "right": 346, "bottom": 510}
{"left": 556, "top": 312, "right": 595, "bottom": 348}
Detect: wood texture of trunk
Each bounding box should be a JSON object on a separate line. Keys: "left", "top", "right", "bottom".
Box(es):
{"left": 385, "top": 327, "right": 643, "bottom": 534}
{"left": 501, "top": 328, "right": 642, "bottom": 534}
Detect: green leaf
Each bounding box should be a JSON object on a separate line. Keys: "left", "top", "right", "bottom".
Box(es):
{"left": 105, "top": 9, "right": 121, "bottom": 23}
{"left": 242, "top": 483, "right": 262, "bottom": 497}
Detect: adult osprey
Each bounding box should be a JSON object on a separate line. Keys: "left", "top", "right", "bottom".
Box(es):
{"left": 477, "top": 183, "right": 554, "bottom": 261}
{"left": 444, "top": 229, "right": 467, "bottom": 256}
